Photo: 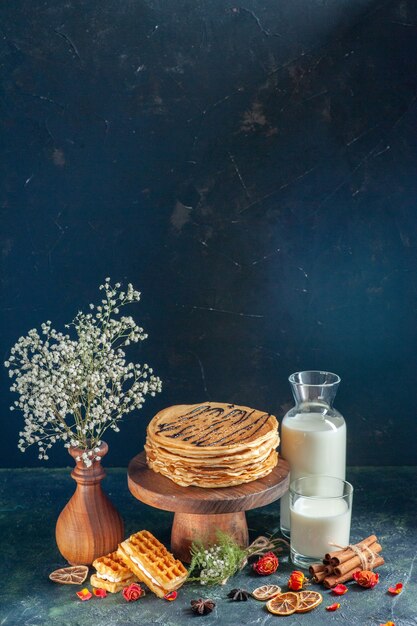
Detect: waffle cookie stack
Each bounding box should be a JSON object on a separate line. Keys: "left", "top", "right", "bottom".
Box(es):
{"left": 117, "top": 530, "right": 188, "bottom": 598}
{"left": 90, "top": 551, "right": 138, "bottom": 593}
{"left": 145, "top": 402, "right": 279, "bottom": 488}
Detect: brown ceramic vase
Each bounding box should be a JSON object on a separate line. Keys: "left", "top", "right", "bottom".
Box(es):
{"left": 55, "top": 441, "right": 124, "bottom": 565}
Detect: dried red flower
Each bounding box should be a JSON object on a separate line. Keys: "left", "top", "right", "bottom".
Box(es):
{"left": 252, "top": 552, "right": 279, "bottom": 575}
{"left": 164, "top": 590, "right": 178, "bottom": 601}
{"left": 287, "top": 570, "right": 307, "bottom": 591}
{"left": 76, "top": 588, "right": 92, "bottom": 601}
{"left": 332, "top": 584, "right": 348, "bottom": 596}
{"left": 326, "top": 602, "right": 340, "bottom": 611}
{"left": 352, "top": 570, "right": 379, "bottom": 589}
{"left": 122, "top": 582, "right": 144, "bottom": 601}
{"left": 388, "top": 583, "right": 403, "bottom": 595}
{"left": 380, "top": 622, "right": 395, "bottom": 626}
{"left": 92, "top": 588, "right": 107, "bottom": 598}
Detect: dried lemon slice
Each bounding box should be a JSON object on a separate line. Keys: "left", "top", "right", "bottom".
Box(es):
{"left": 49, "top": 565, "right": 89, "bottom": 585}
{"left": 252, "top": 585, "right": 282, "bottom": 601}
{"left": 295, "top": 590, "right": 323, "bottom": 613}
{"left": 266, "top": 592, "right": 299, "bottom": 616}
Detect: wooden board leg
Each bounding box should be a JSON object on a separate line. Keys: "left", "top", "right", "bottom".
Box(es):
{"left": 171, "top": 511, "right": 249, "bottom": 563}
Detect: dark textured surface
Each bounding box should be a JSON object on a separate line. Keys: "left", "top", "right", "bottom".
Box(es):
{"left": 0, "top": 466, "right": 416, "bottom": 625}
{"left": 2, "top": 0, "right": 417, "bottom": 468}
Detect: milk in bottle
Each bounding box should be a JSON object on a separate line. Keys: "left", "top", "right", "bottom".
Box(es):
{"left": 280, "top": 371, "right": 346, "bottom": 538}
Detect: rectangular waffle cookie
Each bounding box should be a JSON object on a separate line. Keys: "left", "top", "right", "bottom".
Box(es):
{"left": 90, "top": 550, "right": 138, "bottom": 593}
{"left": 117, "top": 530, "right": 188, "bottom": 598}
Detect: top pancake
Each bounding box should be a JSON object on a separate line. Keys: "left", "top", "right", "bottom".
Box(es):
{"left": 146, "top": 402, "right": 278, "bottom": 453}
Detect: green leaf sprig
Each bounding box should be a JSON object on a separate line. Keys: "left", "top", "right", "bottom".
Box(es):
{"left": 187, "top": 531, "right": 289, "bottom": 586}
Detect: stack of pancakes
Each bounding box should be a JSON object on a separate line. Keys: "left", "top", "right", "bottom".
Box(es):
{"left": 145, "top": 402, "right": 279, "bottom": 488}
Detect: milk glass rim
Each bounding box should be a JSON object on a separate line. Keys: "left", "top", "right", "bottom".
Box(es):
{"left": 288, "top": 371, "right": 341, "bottom": 387}
{"left": 289, "top": 475, "right": 353, "bottom": 499}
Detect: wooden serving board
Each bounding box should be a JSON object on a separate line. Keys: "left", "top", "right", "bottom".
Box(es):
{"left": 127, "top": 452, "right": 289, "bottom": 562}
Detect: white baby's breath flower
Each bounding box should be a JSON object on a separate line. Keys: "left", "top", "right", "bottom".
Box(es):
{"left": 4, "top": 278, "right": 162, "bottom": 468}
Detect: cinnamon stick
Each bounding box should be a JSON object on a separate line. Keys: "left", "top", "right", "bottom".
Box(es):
{"left": 313, "top": 570, "right": 327, "bottom": 583}
{"left": 327, "top": 535, "right": 377, "bottom": 565}
{"left": 334, "top": 542, "right": 382, "bottom": 577}
{"left": 309, "top": 563, "right": 326, "bottom": 575}
{"left": 323, "top": 556, "right": 385, "bottom": 588}
{"left": 324, "top": 564, "right": 334, "bottom": 575}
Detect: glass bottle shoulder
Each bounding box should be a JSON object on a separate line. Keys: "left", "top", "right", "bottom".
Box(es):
{"left": 281, "top": 408, "right": 345, "bottom": 432}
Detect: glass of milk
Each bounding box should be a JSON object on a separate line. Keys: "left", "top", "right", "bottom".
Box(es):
{"left": 280, "top": 371, "right": 346, "bottom": 538}
{"left": 289, "top": 475, "right": 353, "bottom": 568}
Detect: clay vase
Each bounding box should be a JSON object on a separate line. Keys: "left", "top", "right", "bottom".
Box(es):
{"left": 55, "top": 441, "right": 124, "bottom": 565}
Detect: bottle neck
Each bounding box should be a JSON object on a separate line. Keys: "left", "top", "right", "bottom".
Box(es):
{"left": 294, "top": 400, "right": 333, "bottom": 413}
{"left": 289, "top": 371, "right": 340, "bottom": 410}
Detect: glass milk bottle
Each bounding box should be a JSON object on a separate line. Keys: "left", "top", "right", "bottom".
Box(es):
{"left": 280, "top": 371, "right": 346, "bottom": 538}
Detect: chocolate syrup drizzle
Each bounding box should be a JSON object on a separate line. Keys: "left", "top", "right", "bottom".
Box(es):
{"left": 155, "top": 404, "right": 272, "bottom": 447}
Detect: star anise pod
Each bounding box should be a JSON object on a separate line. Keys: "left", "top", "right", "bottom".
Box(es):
{"left": 190, "top": 598, "right": 216, "bottom": 615}
{"left": 227, "top": 588, "right": 250, "bottom": 601}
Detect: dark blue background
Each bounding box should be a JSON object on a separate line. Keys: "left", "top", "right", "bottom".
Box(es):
{"left": 1, "top": 0, "right": 417, "bottom": 468}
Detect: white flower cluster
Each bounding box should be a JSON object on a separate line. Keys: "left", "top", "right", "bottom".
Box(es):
{"left": 198, "top": 545, "right": 228, "bottom": 585}
{"left": 4, "top": 278, "right": 162, "bottom": 466}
